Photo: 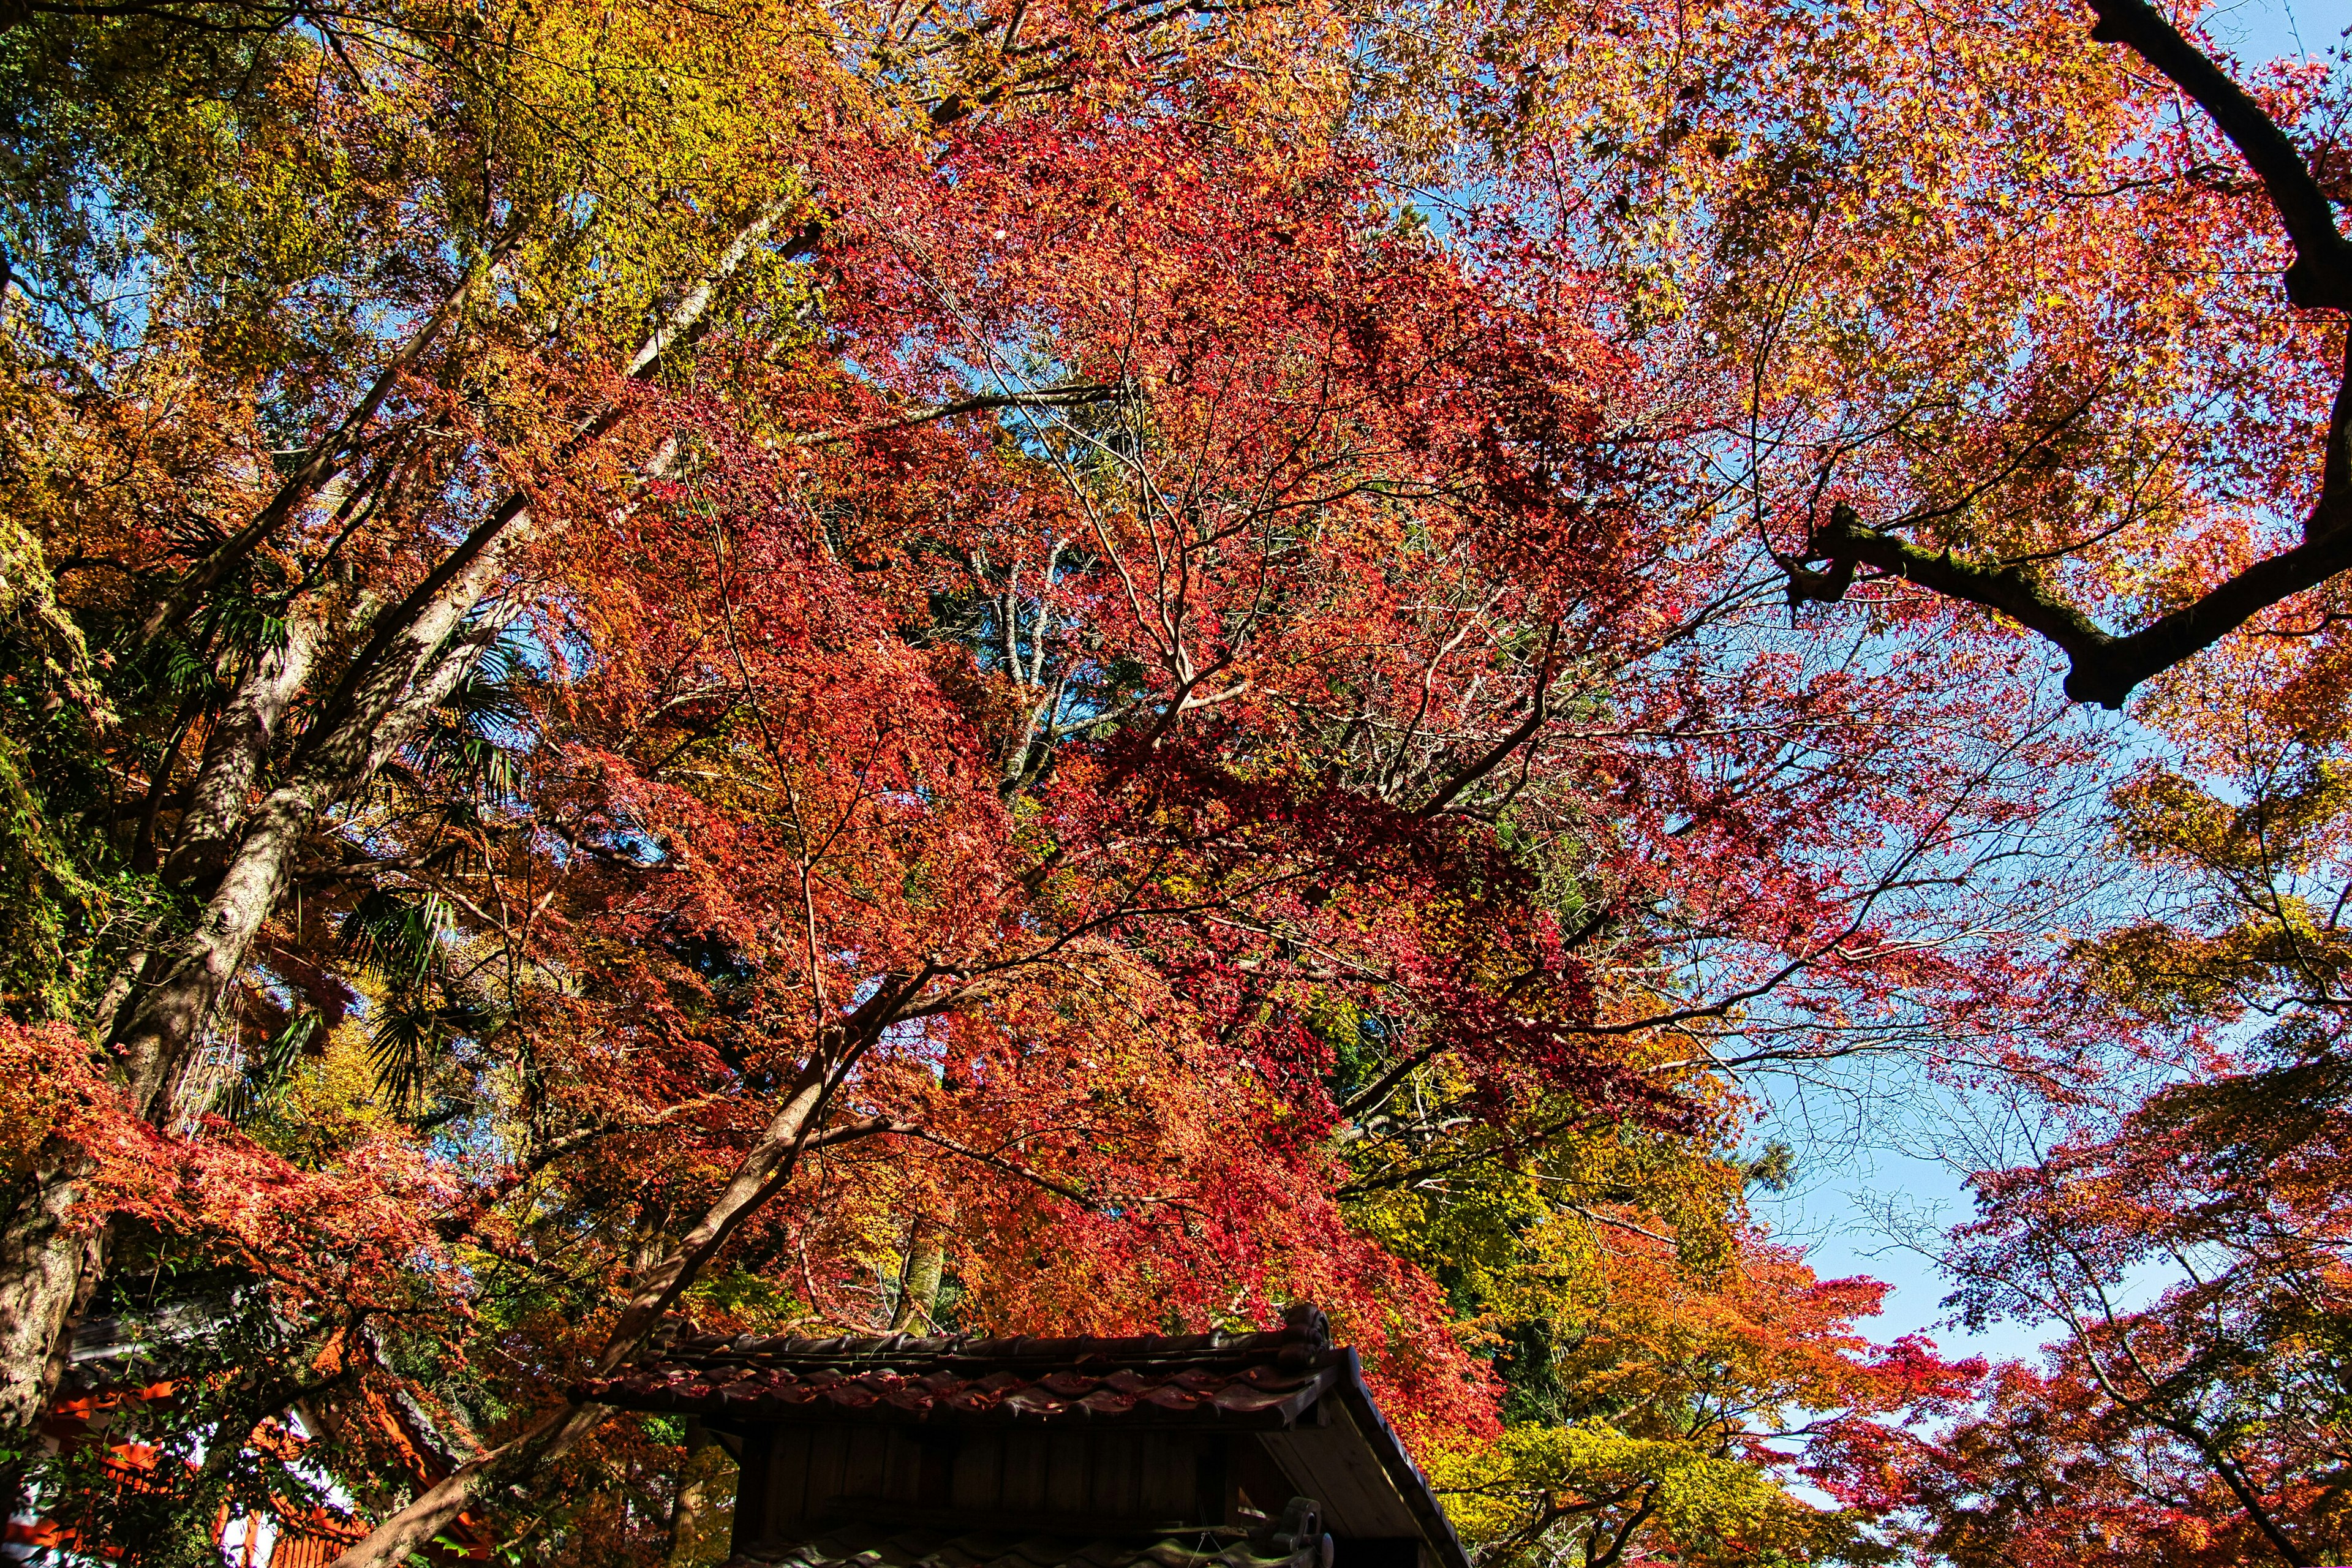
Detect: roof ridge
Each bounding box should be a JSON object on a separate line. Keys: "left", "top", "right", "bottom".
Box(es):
{"left": 662, "top": 1304, "right": 1332, "bottom": 1365}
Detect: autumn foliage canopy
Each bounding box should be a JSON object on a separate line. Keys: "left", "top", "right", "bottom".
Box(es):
{"left": 0, "top": 0, "right": 2346, "bottom": 1562}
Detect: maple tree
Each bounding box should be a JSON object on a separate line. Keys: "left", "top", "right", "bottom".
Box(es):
{"left": 1, "top": 0, "right": 2346, "bottom": 1564}
{"left": 1908, "top": 1133, "right": 2352, "bottom": 1567}
{"left": 1354, "top": 2, "right": 2352, "bottom": 1544}
{"left": 1369, "top": 0, "right": 2348, "bottom": 709}
{"left": 1773, "top": 0, "right": 2352, "bottom": 710}
{"left": 1379, "top": 1095, "right": 1982, "bottom": 1567}
{"left": 1864, "top": 645, "right": 2352, "bottom": 1568}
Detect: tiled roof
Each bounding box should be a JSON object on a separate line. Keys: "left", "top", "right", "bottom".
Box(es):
{"left": 582, "top": 1308, "right": 1341, "bottom": 1428}
{"left": 586, "top": 1305, "right": 1471, "bottom": 1568}
{"left": 725, "top": 1515, "right": 1333, "bottom": 1568}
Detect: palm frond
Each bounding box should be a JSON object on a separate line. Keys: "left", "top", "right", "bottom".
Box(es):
{"left": 341, "top": 889, "right": 451, "bottom": 984}
{"left": 226, "top": 1009, "right": 321, "bottom": 1121}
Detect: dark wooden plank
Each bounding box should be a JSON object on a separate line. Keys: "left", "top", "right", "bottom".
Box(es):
{"left": 1000, "top": 1428, "right": 1049, "bottom": 1513}
{"left": 1229, "top": 1433, "right": 1298, "bottom": 1521}
{"left": 951, "top": 1430, "right": 1006, "bottom": 1513}
{"left": 1045, "top": 1430, "right": 1090, "bottom": 1514}
{"left": 733, "top": 1429, "right": 777, "bottom": 1554}
{"left": 843, "top": 1425, "right": 891, "bottom": 1502}
{"left": 880, "top": 1427, "right": 924, "bottom": 1502}
{"left": 804, "top": 1420, "right": 849, "bottom": 1521}
{"left": 764, "top": 1425, "right": 810, "bottom": 1536}
{"left": 918, "top": 1431, "right": 958, "bottom": 1507}
{"left": 1194, "top": 1436, "right": 1228, "bottom": 1526}
{"left": 1139, "top": 1432, "right": 1194, "bottom": 1521}
{"left": 1257, "top": 1407, "right": 1420, "bottom": 1537}
{"left": 1095, "top": 1433, "right": 1143, "bottom": 1520}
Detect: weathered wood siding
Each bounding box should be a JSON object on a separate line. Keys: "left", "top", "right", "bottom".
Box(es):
{"left": 734, "top": 1424, "right": 1229, "bottom": 1551}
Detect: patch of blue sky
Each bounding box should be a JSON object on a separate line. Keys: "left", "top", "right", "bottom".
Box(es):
{"left": 1529, "top": 4, "right": 2348, "bottom": 1362}
{"left": 2203, "top": 0, "right": 2343, "bottom": 63}
{"left": 1736, "top": 684, "right": 2269, "bottom": 1369}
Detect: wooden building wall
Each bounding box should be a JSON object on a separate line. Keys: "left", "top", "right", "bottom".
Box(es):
{"left": 738, "top": 1423, "right": 1221, "bottom": 1540}
{"left": 729, "top": 1417, "right": 1439, "bottom": 1568}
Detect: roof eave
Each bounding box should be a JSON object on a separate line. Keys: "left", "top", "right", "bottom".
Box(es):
{"left": 1327, "top": 1351, "right": 1472, "bottom": 1568}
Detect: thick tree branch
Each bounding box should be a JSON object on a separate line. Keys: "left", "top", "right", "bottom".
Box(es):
{"left": 2082, "top": 0, "right": 2352, "bottom": 312}
{"left": 325, "top": 971, "right": 950, "bottom": 1568}
{"left": 1335, "top": 1038, "right": 1450, "bottom": 1125}
{"left": 892, "top": 1126, "right": 1095, "bottom": 1206}
{"left": 1793, "top": 396, "right": 2352, "bottom": 708}
{"left": 0, "top": 206, "right": 820, "bottom": 1450}
{"left": 164, "top": 598, "right": 323, "bottom": 889}
{"left": 1784, "top": 7, "right": 2352, "bottom": 706}
{"left": 1416, "top": 621, "right": 1562, "bottom": 816}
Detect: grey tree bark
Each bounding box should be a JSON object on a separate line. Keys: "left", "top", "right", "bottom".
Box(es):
{"left": 0, "top": 570, "right": 516, "bottom": 1442}
{"left": 164, "top": 601, "right": 324, "bottom": 891}
{"left": 116, "top": 554, "right": 520, "bottom": 1120}
{"left": 0, "top": 1158, "right": 102, "bottom": 1431}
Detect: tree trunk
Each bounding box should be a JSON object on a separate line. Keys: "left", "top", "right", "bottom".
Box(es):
{"left": 0, "top": 552, "right": 522, "bottom": 1427}
{"left": 665, "top": 1419, "right": 717, "bottom": 1566}
{"left": 164, "top": 603, "right": 323, "bottom": 890}
{"left": 0, "top": 193, "right": 812, "bottom": 1528}
{"left": 0, "top": 1155, "right": 106, "bottom": 1521}
{"left": 118, "top": 552, "right": 520, "bottom": 1118}
{"left": 891, "top": 1216, "right": 946, "bottom": 1330}
{"left": 0, "top": 1157, "right": 100, "bottom": 1428}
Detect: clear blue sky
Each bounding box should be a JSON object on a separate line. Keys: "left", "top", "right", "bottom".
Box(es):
{"left": 2207, "top": 0, "right": 2340, "bottom": 61}
{"left": 1760, "top": 1144, "right": 2045, "bottom": 1364}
